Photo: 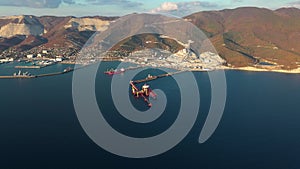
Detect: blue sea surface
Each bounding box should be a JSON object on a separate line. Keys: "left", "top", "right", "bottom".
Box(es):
{"left": 0, "top": 62, "right": 300, "bottom": 169}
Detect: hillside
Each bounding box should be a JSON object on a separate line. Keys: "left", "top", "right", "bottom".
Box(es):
{"left": 185, "top": 7, "right": 300, "bottom": 69}
{"left": 0, "top": 15, "right": 118, "bottom": 53}
{"left": 1, "top": 8, "right": 300, "bottom": 69}
{"left": 0, "top": 15, "right": 44, "bottom": 38}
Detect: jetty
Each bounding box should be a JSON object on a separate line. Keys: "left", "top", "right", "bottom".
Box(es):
{"left": 132, "top": 70, "right": 187, "bottom": 84}
{"left": 0, "top": 75, "right": 36, "bottom": 79}
{"left": 104, "top": 66, "right": 143, "bottom": 75}
{"left": 0, "top": 67, "right": 74, "bottom": 79}
{"left": 36, "top": 67, "right": 74, "bottom": 77}
{"left": 14, "top": 65, "right": 44, "bottom": 69}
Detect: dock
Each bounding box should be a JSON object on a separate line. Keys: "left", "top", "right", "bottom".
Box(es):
{"left": 130, "top": 81, "right": 153, "bottom": 107}
{"left": 127, "top": 70, "right": 186, "bottom": 107}
{"left": 126, "top": 66, "right": 144, "bottom": 71}
{"left": 103, "top": 64, "right": 186, "bottom": 84}
{"left": 132, "top": 70, "right": 187, "bottom": 84}
{"left": 0, "top": 67, "right": 74, "bottom": 79}
{"left": 15, "top": 65, "right": 44, "bottom": 69}
{"left": 104, "top": 65, "right": 144, "bottom": 75}
{"left": 0, "top": 76, "right": 36, "bottom": 79}
{"left": 36, "top": 68, "right": 74, "bottom": 77}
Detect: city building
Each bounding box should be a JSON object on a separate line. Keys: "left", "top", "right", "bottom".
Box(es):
{"left": 26, "top": 54, "right": 35, "bottom": 59}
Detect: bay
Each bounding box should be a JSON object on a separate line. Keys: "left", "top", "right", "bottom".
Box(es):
{"left": 0, "top": 62, "right": 300, "bottom": 169}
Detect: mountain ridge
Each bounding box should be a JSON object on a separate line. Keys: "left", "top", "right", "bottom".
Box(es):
{"left": 185, "top": 7, "right": 300, "bottom": 68}
{"left": 1, "top": 7, "right": 300, "bottom": 69}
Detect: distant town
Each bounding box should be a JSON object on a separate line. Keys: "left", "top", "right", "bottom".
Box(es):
{"left": 122, "top": 48, "right": 226, "bottom": 71}
{"left": 3, "top": 38, "right": 300, "bottom": 77}
{"left": 2, "top": 44, "right": 299, "bottom": 74}
{"left": 0, "top": 47, "right": 78, "bottom": 64}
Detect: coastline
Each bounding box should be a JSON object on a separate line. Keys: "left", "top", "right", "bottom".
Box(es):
{"left": 88, "top": 60, "right": 300, "bottom": 74}
{"left": 98, "top": 59, "right": 300, "bottom": 74}
{"left": 223, "top": 66, "right": 300, "bottom": 74}
{"left": 113, "top": 60, "right": 300, "bottom": 74}
{"left": 2, "top": 60, "right": 300, "bottom": 79}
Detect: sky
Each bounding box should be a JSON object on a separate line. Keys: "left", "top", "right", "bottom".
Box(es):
{"left": 0, "top": 0, "right": 299, "bottom": 17}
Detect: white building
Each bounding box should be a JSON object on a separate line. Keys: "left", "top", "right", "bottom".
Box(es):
{"left": 0, "top": 58, "right": 14, "bottom": 62}
{"left": 27, "top": 54, "right": 34, "bottom": 59}
{"left": 55, "top": 57, "right": 63, "bottom": 62}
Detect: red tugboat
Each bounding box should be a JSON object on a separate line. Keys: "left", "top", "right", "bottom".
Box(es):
{"left": 130, "top": 81, "right": 157, "bottom": 107}
{"left": 104, "top": 68, "right": 125, "bottom": 75}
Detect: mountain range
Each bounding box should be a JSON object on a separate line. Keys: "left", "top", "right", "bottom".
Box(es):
{"left": 1, "top": 7, "right": 300, "bottom": 69}
{"left": 0, "top": 15, "right": 117, "bottom": 52}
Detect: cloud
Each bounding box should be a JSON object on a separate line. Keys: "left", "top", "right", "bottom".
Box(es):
{"left": 151, "top": 2, "right": 178, "bottom": 12}
{"left": 287, "top": 1, "right": 300, "bottom": 7}
{"left": 84, "top": 0, "right": 143, "bottom": 8}
{"left": 150, "top": 1, "right": 219, "bottom": 17}
{"left": 0, "top": 0, "right": 75, "bottom": 8}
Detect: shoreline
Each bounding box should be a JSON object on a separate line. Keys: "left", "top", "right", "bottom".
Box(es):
{"left": 95, "top": 60, "right": 300, "bottom": 74}
{"left": 1, "top": 60, "right": 300, "bottom": 79}
{"left": 223, "top": 66, "right": 300, "bottom": 74}
{"left": 76, "top": 60, "right": 300, "bottom": 74}
{"left": 16, "top": 58, "right": 300, "bottom": 74}
{"left": 112, "top": 60, "right": 300, "bottom": 74}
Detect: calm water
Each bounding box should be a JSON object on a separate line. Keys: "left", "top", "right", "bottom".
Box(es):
{"left": 0, "top": 62, "right": 300, "bottom": 169}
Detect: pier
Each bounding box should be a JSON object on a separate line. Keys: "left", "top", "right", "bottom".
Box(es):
{"left": 132, "top": 70, "right": 187, "bottom": 84}
{"left": 102, "top": 65, "right": 187, "bottom": 107}
{"left": 104, "top": 65, "right": 144, "bottom": 75}
{"left": 0, "top": 67, "right": 74, "bottom": 79}
{"left": 0, "top": 75, "right": 36, "bottom": 79}
{"left": 130, "top": 81, "right": 155, "bottom": 107}
{"left": 15, "top": 65, "right": 44, "bottom": 69}
{"left": 36, "top": 67, "right": 74, "bottom": 77}
{"left": 127, "top": 69, "right": 186, "bottom": 107}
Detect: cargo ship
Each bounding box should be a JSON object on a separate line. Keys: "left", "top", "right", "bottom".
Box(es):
{"left": 104, "top": 68, "right": 125, "bottom": 75}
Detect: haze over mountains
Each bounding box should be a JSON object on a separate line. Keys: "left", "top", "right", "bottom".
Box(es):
{"left": 1, "top": 7, "right": 300, "bottom": 69}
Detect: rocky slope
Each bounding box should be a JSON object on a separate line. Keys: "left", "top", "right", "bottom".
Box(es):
{"left": 0, "top": 15, "right": 117, "bottom": 52}
{"left": 0, "top": 15, "right": 44, "bottom": 38}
